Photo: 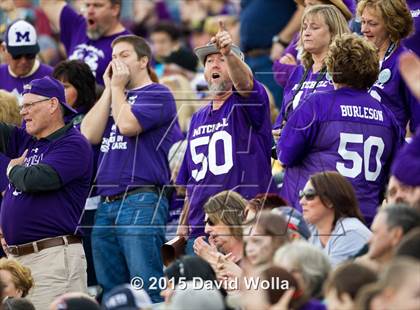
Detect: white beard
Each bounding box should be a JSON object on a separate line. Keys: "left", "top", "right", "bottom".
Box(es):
{"left": 86, "top": 25, "right": 106, "bottom": 40}
{"left": 208, "top": 79, "right": 229, "bottom": 95}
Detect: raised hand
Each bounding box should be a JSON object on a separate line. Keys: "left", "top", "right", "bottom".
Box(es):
{"left": 110, "top": 60, "right": 130, "bottom": 89}
{"left": 399, "top": 52, "right": 420, "bottom": 100}
{"left": 280, "top": 53, "right": 297, "bottom": 65}
{"left": 211, "top": 20, "right": 233, "bottom": 56}
{"left": 103, "top": 62, "right": 112, "bottom": 88}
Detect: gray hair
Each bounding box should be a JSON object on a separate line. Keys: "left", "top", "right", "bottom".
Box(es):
{"left": 382, "top": 204, "right": 420, "bottom": 235}
{"left": 274, "top": 240, "right": 331, "bottom": 298}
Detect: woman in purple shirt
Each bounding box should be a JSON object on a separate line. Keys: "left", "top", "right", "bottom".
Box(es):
{"left": 358, "top": 0, "right": 419, "bottom": 134}
{"left": 272, "top": 0, "right": 355, "bottom": 88}
{"left": 277, "top": 34, "right": 403, "bottom": 224}
{"left": 273, "top": 5, "right": 350, "bottom": 136}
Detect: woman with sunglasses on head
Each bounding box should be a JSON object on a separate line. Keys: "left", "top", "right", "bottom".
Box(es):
{"left": 272, "top": 5, "right": 350, "bottom": 142}
{"left": 277, "top": 34, "right": 403, "bottom": 225}
{"left": 358, "top": 0, "right": 419, "bottom": 135}
{"left": 300, "top": 171, "right": 371, "bottom": 266}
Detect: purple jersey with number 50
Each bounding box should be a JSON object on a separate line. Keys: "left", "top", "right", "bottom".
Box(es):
{"left": 277, "top": 87, "right": 403, "bottom": 224}
{"left": 177, "top": 79, "right": 274, "bottom": 237}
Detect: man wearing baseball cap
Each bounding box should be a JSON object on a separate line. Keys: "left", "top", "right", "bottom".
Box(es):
{"left": 0, "top": 76, "right": 93, "bottom": 309}
{"left": 0, "top": 20, "right": 53, "bottom": 97}
{"left": 176, "top": 21, "right": 274, "bottom": 253}
{"left": 102, "top": 284, "right": 152, "bottom": 310}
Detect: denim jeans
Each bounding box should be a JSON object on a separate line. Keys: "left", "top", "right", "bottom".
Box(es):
{"left": 92, "top": 192, "right": 168, "bottom": 303}
{"left": 185, "top": 237, "right": 196, "bottom": 256}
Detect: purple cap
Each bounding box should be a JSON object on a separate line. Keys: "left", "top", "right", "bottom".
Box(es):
{"left": 391, "top": 130, "right": 420, "bottom": 187}
{"left": 22, "top": 76, "right": 77, "bottom": 116}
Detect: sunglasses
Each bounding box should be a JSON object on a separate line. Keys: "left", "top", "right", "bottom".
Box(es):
{"left": 12, "top": 53, "right": 36, "bottom": 60}
{"left": 298, "top": 188, "right": 317, "bottom": 201}
{"left": 204, "top": 217, "right": 215, "bottom": 226}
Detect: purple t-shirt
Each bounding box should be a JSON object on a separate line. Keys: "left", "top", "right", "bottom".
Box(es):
{"left": 60, "top": 5, "right": 130, "bottom": 85}
{"left": 404, "top": 0, "right": 420, "bottom": 56}
{"left": 0, "top": 63, "right": 53, "bottom": 98}
{"left": 95, "top": 83, "right": 178, "bottom": 196}
{"left": 0, "top": 125, "right": 93, "bottom": 245}
{"left": 369, "top": 44, "right": 419, "bottom": 134}
{"left": 176, "top": 79, "right": 274, "bottom": 237}
{"left": 274, "top": 66, "right": 334, "bottom": 129}
{"left": 277, "top": 88, "right": 403, "bottom": 223}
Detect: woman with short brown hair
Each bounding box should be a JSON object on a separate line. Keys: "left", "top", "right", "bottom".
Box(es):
{"left": 358, "top": 0, "right": 419, "bottom": 135}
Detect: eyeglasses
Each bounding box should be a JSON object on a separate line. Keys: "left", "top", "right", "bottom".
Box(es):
{"left": 298, "top": 188, "right": 317, "bottom": 201}
{"left": 20, "top": 98, "right": 50, "bottom": 111}
{"left": 12, "top": 53, "right": 36, "bottom": 60}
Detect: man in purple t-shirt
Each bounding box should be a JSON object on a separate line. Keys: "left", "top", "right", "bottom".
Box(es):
{"left": 40, "top": 0, "right": 129, "bottom": 85}
{"left": 81, "top": 35, "right": 178, "bottom": 302}
{"left": 277, "top": 34, "right": 403, "bottom": 225}
{"left": 0, "top": 20, "right": 53, "bottom": 99}
{"left": 0, "top": 76, "right": 93, "bottom": 309}
{"left": 176, "top": 22, "right": 274, "bottom": 253}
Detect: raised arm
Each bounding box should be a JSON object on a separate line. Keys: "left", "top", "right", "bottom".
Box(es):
{"left": 81, "top": 64, "right": 113, "bottom": 144}
{"left": 270, "top": 4, "right": 304, "bottom": 61}
{"left": 108, "top": 60, "right": 142, "bottom": 136}
{"left": 39, "top": 0, "right": 67, "bottom": 32}
{"left": 212, "top": 21, "right": 253, "bottom": 97}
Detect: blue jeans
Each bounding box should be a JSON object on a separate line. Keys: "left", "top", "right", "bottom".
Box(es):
{"left": 92, "top": 192, "right": 168, "bottom": 303}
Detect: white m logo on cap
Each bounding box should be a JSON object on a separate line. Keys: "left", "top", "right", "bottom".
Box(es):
{"left": 7, "top": 20, "right": 37, "bottom": 46}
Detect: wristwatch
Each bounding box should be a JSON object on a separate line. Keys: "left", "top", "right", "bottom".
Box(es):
{"left": 272, "top": 35, "right": 289, "bottom": 47}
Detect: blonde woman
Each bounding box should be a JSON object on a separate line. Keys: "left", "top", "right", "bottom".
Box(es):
{"left": 0, "top": 90, "right": 21, "bottom": 206}
{"left": 0, "top": 90, "right": 21, "bottom": 126}
{"left": 273, "top": 5, "right": 350, "bottom": 137}
{"left": 0, "top": 258, "right": 34, "bottom": 298}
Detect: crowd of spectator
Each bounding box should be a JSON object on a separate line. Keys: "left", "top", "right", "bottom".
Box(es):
{"left": 0, "top": 0, "right": 419, "bottom": 309}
